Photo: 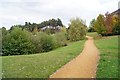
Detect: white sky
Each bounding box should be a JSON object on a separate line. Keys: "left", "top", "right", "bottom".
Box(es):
{"left": 0, "top": 0, "right": 119, "bottom": 29}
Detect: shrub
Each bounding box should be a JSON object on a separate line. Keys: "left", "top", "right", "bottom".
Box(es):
{"left": 32, "top": 32, "right": 56, "bottom": 52}
{"left": 68, "top": 17, "right": 87, "bottom": 41}
{"left": 54, "top": 32, "right": 67, "bottom": 47}
{"left": 40, "top": 34, "right": 55, "bottom": 52}
{"left": 2, "top": 28, "right": 68, "bottom": 55}
{"left": 44, "top": 28, "right": 51, "bottom": 35}
{"left": 30, "top": 35, "right": 42, "bottom": 53}
{"left": 2, "top": 27, "right": 35, "bottom": 56}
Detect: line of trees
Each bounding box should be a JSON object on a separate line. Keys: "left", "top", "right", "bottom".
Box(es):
{"left": 1, "top": 17, "right": 87, "bottom": 56}
{"left": 88, "top": 12, "right": 120, "bottom": 36}
{"left": 10, "top": 18, "right": 63, "bottom": 34}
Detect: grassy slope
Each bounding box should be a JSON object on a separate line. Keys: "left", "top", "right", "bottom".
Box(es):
{"left": 87, "top": 32, "right": 102, "bottom": 39}
{"left": 2, "top": 40, "right": 85, "bottom": 78}
{"left": 95, "top": 36, "right": 118, "bottom": 78}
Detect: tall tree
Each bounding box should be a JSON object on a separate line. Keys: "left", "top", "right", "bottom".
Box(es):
{"left": 88, "top": 19, "right": 96, "bottom": 32}
{"left": 112, "top": 15, "right": 120, "bottom": 35}
{"left": 104, "top": 12, "right": 114, "bottom": 35}
{"left": 49, "top": 19, "right": 57, "bottom": 28}
{"left": 2, "top": 27, "right": 8, "bottom": 36}
{"left": 94, "top": 14, "right": 106, "bottom": 35}
{"left": 57, "top": 18, "right": 63, "bottom": 27}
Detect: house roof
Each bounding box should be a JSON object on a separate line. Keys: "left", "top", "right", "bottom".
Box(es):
{"left": 111, "top": 9, "right": 120, "bottom": 16}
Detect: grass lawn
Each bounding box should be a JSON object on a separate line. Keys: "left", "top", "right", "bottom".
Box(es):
{"left": 87, "top": 32, "right": 102, "bottom": 39}
{"left": 95, "top": 36, "right": 118, "bottom": 78}
{"left": 2, "top": 40, "right": 85, "bottom": 78}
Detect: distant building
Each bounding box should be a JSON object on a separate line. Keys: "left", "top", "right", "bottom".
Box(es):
{"left": 111, "top": 9, "right": 120, "bottom": 16}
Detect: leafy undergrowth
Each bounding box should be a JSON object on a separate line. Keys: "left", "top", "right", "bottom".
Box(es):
{"left": 2, "top": 40, "right": 85, "bottom": 78}
{"left": 95, "top": 36, "right": 118, "bottom": 78}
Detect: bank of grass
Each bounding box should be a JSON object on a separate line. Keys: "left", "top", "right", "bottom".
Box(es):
{"left": 87, "top": 32, "right": 102, "bottom": 39}
{"left": 2, "top": 40, "right": 85, "bottom": 78}
{"left": 95, "top": 36, "right": 118, "bottom": 78}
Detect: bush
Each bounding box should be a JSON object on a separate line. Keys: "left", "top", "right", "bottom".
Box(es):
{"left": 40, "top": 34, "right": 55, "bottom": 52}
{"left": 68, "top": 17, "right": 87, "bottom": 41}
{"left": 2, "top": 28, "right": 68, "bottom": 56}
{"left": 30, "top": 34, "right": 42, "bottom": 53}
{"left": 32, "top": 32, "right": 56, "bottom": 52}
{"left": 2, "top": 27, "right": 35, "bottom": 56}
{"left": 54, "top": 32, "right": 67, "bottom": 47}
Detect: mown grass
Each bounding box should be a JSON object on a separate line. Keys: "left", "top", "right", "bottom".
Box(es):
{"left": 2, "top": 40, "right": 85, "bottom": 78}
{"left": 95, "top": 36, "right": 118, "bottom": 78}
{"left": 87, "top": 32, "right": 102, "bottom": 39}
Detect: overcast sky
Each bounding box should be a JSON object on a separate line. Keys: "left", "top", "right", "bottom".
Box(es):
{"left": 0, "top": 0, "right": 119, "bottom": 29}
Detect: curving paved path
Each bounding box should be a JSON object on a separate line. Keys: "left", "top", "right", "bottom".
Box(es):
{"left": 49, "top": 36, "right": 100, "bottom": 78}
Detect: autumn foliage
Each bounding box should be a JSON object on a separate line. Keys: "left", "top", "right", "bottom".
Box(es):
{"left": 90, "top": 11, "right": 120, "bottom": 36}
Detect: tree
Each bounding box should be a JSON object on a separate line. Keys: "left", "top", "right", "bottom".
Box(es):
{"left": 104, "top": 12, "right": 114, "bottom": 35}
{"left": 2, "top": 27, "right": 8, "bottom": 51}
{"left": 49, "top": 18, "right": 57, "bottom": 27}
{"left": 25, "top": 22, "right": 32, "bottom": 31}
{"left": 94, "top": 14, "right": 106, "bottom": 36}
{"left": 32, "top": 32, "right": 56, "bottom": 52}
{"left": 93, "top": 12, "right": 120, "bottom": 36}
{"left": 88, "top": 19, "right": 96, "bottom": 32}
{"left": 54, "top": 32, "right": 67, "bottom": 47}
{"left": 68, "top": 17, "right": 87, "bottom": 41}
{"left": 2, "top": 27, "right": 35, "bottom": 55}
{"left": 57, "top": 18, "right": 63, "bottom": 27}
{"left": 2, "top": 27, "right": 8, "bottom": 37}
{"left": 112, "top": 15, "right": 120, "bottom": 35}
{"left": 10, "top": 25, "right": 24, "bottom": 32}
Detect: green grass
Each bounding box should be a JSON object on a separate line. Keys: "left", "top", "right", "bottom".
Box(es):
{"left": 2, "top": 40, "right": 85, "bottom": 78}
{"left": 87, "top": 32, "right": 102, "bottom": 39}
{"left": 95, "top": 36, "right": 118, "bottom": 78}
